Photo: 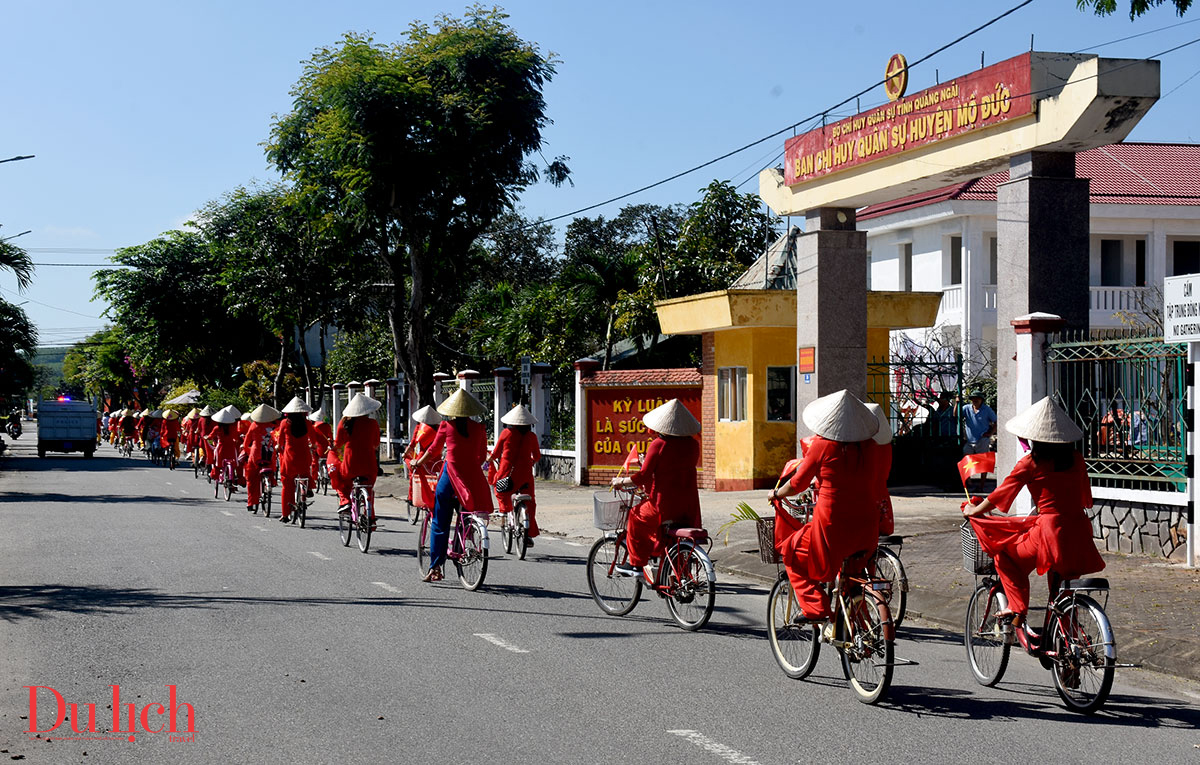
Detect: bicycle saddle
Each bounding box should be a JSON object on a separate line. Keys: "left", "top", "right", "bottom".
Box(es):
{"left": 664, "top": 526, "right": 709, "bottom": 541}
{"left": 878, "top": 535, "right": 904, "bottom": 546}
{"left": 512, "top": 493, "right": 532, "bottom": 502}
{"left": 1058, "top": 577, "right": 1109, "bottom": 592}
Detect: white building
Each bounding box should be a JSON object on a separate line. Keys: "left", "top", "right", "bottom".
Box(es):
{"left": 858, "top": 143, "right": 1200, "bottom": 365}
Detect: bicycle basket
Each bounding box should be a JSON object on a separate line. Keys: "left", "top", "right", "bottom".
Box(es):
{"left": 960, "top": 520, "right": 994, "bottom": 575}
{"left": 755, "top": 517, "right": 780, "bottom": 564}
{"left": 592, "top": 492, "right": 629, "bottom": 530}
{"left": 412, "top": 471, "right": 437, "bottom": 510}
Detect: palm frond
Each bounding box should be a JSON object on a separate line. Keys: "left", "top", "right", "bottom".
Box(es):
{"left": 716, "top": 501, "right": 764, "bottom": 546}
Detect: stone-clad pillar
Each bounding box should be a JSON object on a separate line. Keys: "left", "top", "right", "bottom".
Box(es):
{"left": 996, "top": 152, "right": 1089, "bottom": 481}
{"left": 795, "top": 207, "right": 868, "bottom": 443}
{"left": 1008, "top": 313, "right": 1067, "bottom": 515}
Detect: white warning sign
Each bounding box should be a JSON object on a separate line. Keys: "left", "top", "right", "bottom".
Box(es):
{"left": 1164, "top": 274, "right": 1200, "bottom": 343}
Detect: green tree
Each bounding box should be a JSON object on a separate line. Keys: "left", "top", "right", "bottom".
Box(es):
{"left": 197, "top": 185, "right": 380, "bottom": 404}
{"left": 267, "top": 10, "right": 570, "bottom": 406}
{"left": 61, "top": 327, "right": 141, "bottom": 406}
{"left": 1078, "top": 0, "right": 1191, "bottom": 18}
{"left": 325, "top": 324, "right": 394, "bottom": 384}
{"left": 0, "top": 300, "right": 37, "bottom": 407}
{"left": 94, "top": 230, "right": 276, "bottom": 388}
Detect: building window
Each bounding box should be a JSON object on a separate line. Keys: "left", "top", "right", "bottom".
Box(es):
{"left": 717, "top": 367, "right": 747, "bottom": 422}
{"left": 949, "top": 236, "right": 962, "bottom": 285}
{"left": 988, "top": 237, "right": 998, "bottom": 284}
{"left": 1100, "top": 239, "right": 1123, "bottom": 286}
{"left": 902, "top": 243, "right": 913, "bottom": 291}
{"left": 1174, "top": 241, "right": 1200, "bottom": 276}
{"left": 1135, "top": 239, "right": 1146, "bottom": 287}
{"left": 766, "top": 367, "right": 796, "bottom": 422}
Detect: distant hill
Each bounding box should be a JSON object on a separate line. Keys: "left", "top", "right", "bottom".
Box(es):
{"left": 31, "top": 346, "right": 71, "bottom": 380}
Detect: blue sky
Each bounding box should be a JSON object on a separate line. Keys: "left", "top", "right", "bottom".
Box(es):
{"left": 2, "top": 0, "right": 1198, "bottom": 348}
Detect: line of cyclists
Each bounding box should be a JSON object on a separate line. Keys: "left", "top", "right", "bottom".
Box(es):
{"left": 99, "top": 385, "right": 1112, "bottom": 711}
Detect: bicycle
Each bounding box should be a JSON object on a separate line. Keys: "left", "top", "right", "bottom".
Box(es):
{"left": 121, "top": 437, "right": 134, "bottom": 459}
{"left": 316, "top": 458, "right": 330, "bottom": 496}
{"left": 585, "top": 486, "right": 716, "bottom": 631}
{"left": 416, "top": 501, "right": 489, "bottom": 590}
{"left": 873, "top": 535, "right": 908, "bottom": 628}
{"left": 191, "top": 446, "right": 205, "bottom": 480}
{"left": 255, "top": 462, "right": 275, "bottom": 518}
{"left": 337, "top": 477, "right": 375, "bottom": 553}
{"left": 288, "top": 476, "right": 309, "bottom": 528}
{"left": 214, "top": 459, "right": 236, "bottom": 502}
{"left": 497, "top": 493, "right": 534, "bottom": 560}
{"left": 961, "top": 520, "right": 1118, "bottom": 714}
{"left": 166, "top": 442, "right": 178, "bottom": 471}
{"left": 764, "top": 496, "right": 898, "bottom": 705}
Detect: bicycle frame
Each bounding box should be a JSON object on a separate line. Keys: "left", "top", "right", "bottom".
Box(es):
{"left": 446, "top": 510, "right": 489, "bottom": 560}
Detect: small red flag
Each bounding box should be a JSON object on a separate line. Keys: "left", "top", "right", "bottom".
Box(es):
{"left": 799, "top": 436, "right": 817, "bottom": 456}
{"left": 621, "top": 444, "right": 640, "bottom": 472}
{"left": 958, "top": 452, "right": 996, "bottom": 485}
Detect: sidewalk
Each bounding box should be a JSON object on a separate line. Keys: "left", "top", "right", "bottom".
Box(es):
{"left": 372, "top": 468, "right": 1200, "bottom": 683}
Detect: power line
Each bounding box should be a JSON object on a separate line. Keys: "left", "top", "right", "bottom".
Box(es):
{"left": 1072, "top": 16, "right": 1200, "bottom": 53}
{"left": 528, "top": 0, "right": 1036, "bottom": 225}
{"left": 31, "top": 263, "right": 126, "bottom": 267}
{"left": 0, "top": 286, "right": 102, "bottom": 319}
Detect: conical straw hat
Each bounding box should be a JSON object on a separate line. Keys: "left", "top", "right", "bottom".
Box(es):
{"left": 281, "top": 397, "right": 312, "bottom": 415}
{"left": 501, "top": 403, "right": 537, "bottom": 426}
{"left": 1005, "top": 397, "right": 1083, "bottom": 443}
{"left": 184, "top": 408, "right": 200, "bottom": 420}
{"left": 864, "top": 402, "right": 892, "bottom": 445}
{"left": 307, "top": 407, "right": 326, "bottom": 422}
{"left": 211, "top": 405, "right": 241, "bottom": 425}
{"left": 343, "top": 393, "right": 383, "bottom": 418}
{"left": 199, "top": 406, "right": 215, "bottom": 417}
{"left": 150, "top": 409, "right": 163, "bottom": 419}
{"left": 162, "top": 409, "right": 179, "bottom": 421}
{"left": 249, "top": 403, "right": 282, "bottom": 423}
{"left": 412, "top": 405, "right": 442, "bottom": 426}
{"left": 801, "top": 390, "right": 879, "bottom": 442}
{"left": 436, "top": 389, "right": 487, "bottom": 419}
{"left": 240, "top": 413, "right": 251, "bottom": 421}
{"left": 643, "top": 399, "right": 701, "bottom": 437}
{"left": 140, "top": 409, "right": 151, "bottom": 418}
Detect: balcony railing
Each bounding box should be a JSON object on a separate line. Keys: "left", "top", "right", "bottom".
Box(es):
{"left": 938, "top": 285, "right": 963, "bottom": 320}
{"left": 982, "top": 284, "right": 997, "bottom": 312}
{"left": 1090, "top": 286, "right": 1153, "bottom": 314}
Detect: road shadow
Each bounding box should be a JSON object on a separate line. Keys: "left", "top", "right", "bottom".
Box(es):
{"left": 465, "top": 582, "right": 591, "bottom": 602}
{"left": 0, "top": 492, "right": 215, "bottom": 506}
{"left": 898, "top": 624, "right": 964, "bottom": 645}
{"left": 883, "top": 682, "right": 1200, "bottom": 727}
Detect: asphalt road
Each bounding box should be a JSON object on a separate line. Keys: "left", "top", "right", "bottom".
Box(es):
{"left": 1, "top": 424, "right": 1199, "bottom": 764}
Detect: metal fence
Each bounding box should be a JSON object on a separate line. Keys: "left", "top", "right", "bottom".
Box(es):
{"left": 543, "top": 377, "right": 575, "bottom": 451}
{"left": 866, "top": 355, "right": 964, "bottom": 486}
{"left": 1045, "top": 331, "right": 1188, "bottom": 492}
{"left": 473, "top": 380, "right": 496, "bottom": 431}
{"left": 439, "top": 379, "right": 458, "bottom": 399}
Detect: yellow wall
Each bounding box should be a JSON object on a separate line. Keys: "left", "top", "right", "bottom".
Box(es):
{"left": 713, "top": 327, "right": 798, "bottom": 487}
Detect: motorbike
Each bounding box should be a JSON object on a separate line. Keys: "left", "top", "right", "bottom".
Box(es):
{"left": 5, "top": 420, "right": 21, "bottom": 439}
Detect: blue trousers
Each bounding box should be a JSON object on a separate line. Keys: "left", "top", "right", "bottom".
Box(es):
{"left": 429, "top": 468, "right": 459, "bottom": 569}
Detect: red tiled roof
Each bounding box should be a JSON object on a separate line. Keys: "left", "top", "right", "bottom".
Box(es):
{"left": 581, "top": 368, "right": 702, "bottom": 387}
{"left": 858, "top": 143, "right": 1200, "bottom": 220}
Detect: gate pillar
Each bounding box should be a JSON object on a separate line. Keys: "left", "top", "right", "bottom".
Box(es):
{"left": 1007, "top": 312, "right": 1066, "bottom": 515}
{"left": 997, "top": 152, "right": 1089, "bottom": 481}
{"left": 795, "top": 207, "right": 867, "bottom": 444}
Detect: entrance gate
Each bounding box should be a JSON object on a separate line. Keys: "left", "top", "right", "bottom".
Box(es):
{"left": 866, "top": 355, "right": 964, "bottom": 487}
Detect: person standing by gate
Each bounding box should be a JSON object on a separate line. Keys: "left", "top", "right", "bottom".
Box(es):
{"left": 961, "top": 390, "right": 997, "bottom": 493}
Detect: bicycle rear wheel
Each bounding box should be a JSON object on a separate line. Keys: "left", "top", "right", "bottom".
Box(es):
{"left": 515, "top": 503, "right": 530, "bottom": 561}
{"left": 224, "top": 471, "right": 233, "bottom": 502}
{"left": 873, "top": 546, "right": 907, "bottom": 628}
{"left": 1050, "top": 594, "right": 1115, "bottom": 714}
{"left": 501, "top": 511, "right": 515, "bottom": 554}
{"left": 586, "top": 536, "right": 641, "bottom": 616}
{"left": 965, "top": 582, "right": 1010, "bottom": 686}
{"left": 839, "top": 593, "right": 894, "bottom": 705}
{"left": 260, "top": 478, "right": 272, "bottom": 518}
{"left": 355, "top": 489, "right": 372, "bottom": 553}
{"left": 457, "top": 517, "right": 488, "bottom": 591}
{"left": 297, "top": 489, "right": 307, "bottom": 528}
{"left": 663, "top": 543, "right": 715, "bottom": 631}
{"left": 338, "top": 506, "right": 353, "bottom": 547}
{"left": 766, "top": 576, "right": 819, "bottom": 679}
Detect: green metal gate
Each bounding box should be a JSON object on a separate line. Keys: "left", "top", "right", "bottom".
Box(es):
{"left": 866, "top": 355, "right": 964, "bottom": 487}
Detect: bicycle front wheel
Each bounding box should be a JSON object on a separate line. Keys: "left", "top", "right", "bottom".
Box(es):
{"left": 663, "top": 543, "right": 715, "bottom": 631}
{"left": 839, "top": 592, "right": 894, "bottom": 705}
{"left": 766, "top": 575, "right": 819, "bottom": 679}
{"left": 873, "top": 546, "right": 907, "bottom": 628}
{"left": 965, "top": 582, "right": 1010, "bottom": 687}
{"left": 1050, "top": 594, "right": 1115, "bottom": 715}
{"left": 416, "top": 513, "right": 432, "bottom": 577}
{"left": 457, "top": 517, "right": 488, "bottom": 591}
{"left": 586, "top": 536, "right": 641, "bottom": 616}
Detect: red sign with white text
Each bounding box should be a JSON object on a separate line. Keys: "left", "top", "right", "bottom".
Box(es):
{"left": 587, "top": 387, "right": 701, "bottom": 468}
{"left": 784, "top": 53, "right": 1033, "bottom": 186}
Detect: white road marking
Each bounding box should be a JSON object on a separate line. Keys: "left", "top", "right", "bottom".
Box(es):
{"left": 165, "top": 481, "right": 173, "bottom": 485}
{"left": 474, "top": 633, "right": 530, "bottom": 654}
{"left": 564, "top": 541, "right": 584, "bottom": 547}
{"left": 372, "top": 581, "right": 402, "bottom": 594}
{"left": 667, "top": 730, "right": 761, "bottom": 765}
{"left": 220, "top": 511, "right": 234, "bottom": 517}
{"left": 179, "top": 489, "right": 187, "bottom": 494}
{"left": 252, "top": 525, "right": 268, "bottom": 532}
{"left": 309, "top": 551, "right": 331, "bottom": 561}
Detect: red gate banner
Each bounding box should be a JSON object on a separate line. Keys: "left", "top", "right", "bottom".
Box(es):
{"left": 784, "top": 53, "right": 1033, "bottom": 186}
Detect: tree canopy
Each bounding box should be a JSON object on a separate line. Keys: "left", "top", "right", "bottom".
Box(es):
{"left": 1077, "top": 0, "right": 1192, "bottom": 18}
{"left": 267, "top": 9, "right": 569, "bottom": 405}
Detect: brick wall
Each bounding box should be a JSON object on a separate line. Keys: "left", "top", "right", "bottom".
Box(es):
{"left": 700, "top": 332, "right": 716, "bottom": 490}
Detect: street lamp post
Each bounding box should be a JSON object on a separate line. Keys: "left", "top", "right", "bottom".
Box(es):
{"left": 0, "top": 155, "right": 34, "bottom": 164}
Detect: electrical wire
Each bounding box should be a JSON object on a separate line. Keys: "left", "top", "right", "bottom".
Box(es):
{"left": 0, "top": 285, "right": 102, "bottom": 319}
{"left": 1072, "top": 15, "right": 1200, "bottom": 53}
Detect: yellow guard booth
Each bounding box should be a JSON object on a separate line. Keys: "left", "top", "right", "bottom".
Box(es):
{"left": 656, "top": 288, "right": 940, "bottom": 490}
